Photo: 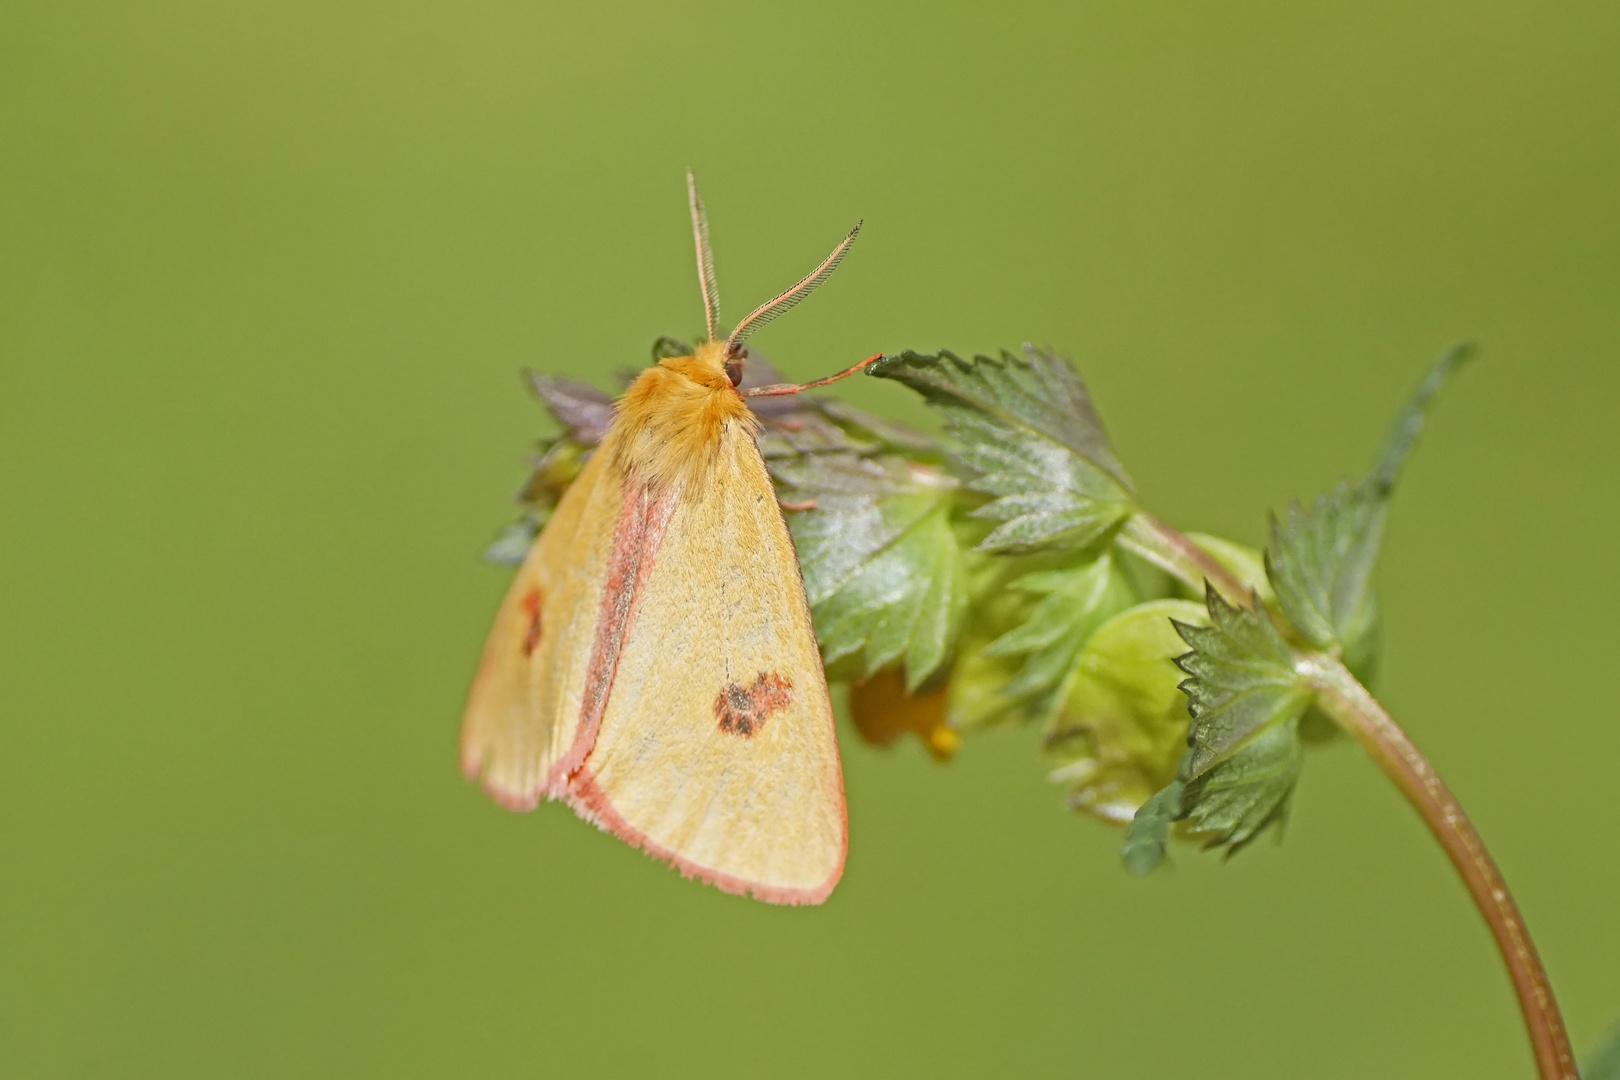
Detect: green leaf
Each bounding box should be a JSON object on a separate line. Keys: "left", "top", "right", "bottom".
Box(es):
{"left": 482, "top": 518, "right": 538, "bottom": 565}
{"left": 650, "top": 335, "right": 693, "bottom": 360}
{"left": 1122, "top": 779, "right": 1183, "bottom": 876}
{"left": 1166, "top": 586, "right": 1312, "bottom": 857}
{"left": 773, "top": 453, "right": 968, "bottom": 690}
{"left": 1584, "top": 1019, "right": 1620, "bottom": 1080}
{"left": 1174, "top": 587, "right": 1309, "bottom": 775}
{"left": 490, "top": 437, "right": 591, "bottom": 565}
{"left": 983, "top": 553, "right": 1137, "bottom": 724}
{"left": 869, "top": 347, "right": 1135, "bottom": 553}
{"left": 1265, "top": 479, "right": 1385, "bottom": 655}
{"left": 1044, "top": 599, "right": 1206, "bottom": 824}
{"left": 1368, "top": 342, "right": 1475, "bottom": 496}
{"left": 1181, "top": 715, "right": 1304, "bottom": 855}
{"left": 757, "top": 408, "right": 881, "bottom": 460}
{"left": 817, "top": 399, "right": 941, "bottom": 456}
{"left": 524, "top": 371, "right": 615, "bottom": 446}
{"left": 1266, "top": 343, "right": 1471, "bottom": 657}
{"left": 937, "top": 548, "right": 1054, "bottom": 731}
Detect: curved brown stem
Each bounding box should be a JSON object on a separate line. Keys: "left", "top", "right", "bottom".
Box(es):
{"left": 1302, "top": 654, "right": 1576, "bottom": 1080}
{"left": 1117, "top": 513, "right": 1575, "bottom": 1077}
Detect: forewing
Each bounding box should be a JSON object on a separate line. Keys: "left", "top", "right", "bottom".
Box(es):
{"left": 567, "top": 424, "right": 847, "bottom": 904}
{"left": 461, "top": 446, "right": 624, "bottom": 809}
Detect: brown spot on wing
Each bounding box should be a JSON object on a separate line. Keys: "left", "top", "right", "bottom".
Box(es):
{"left": 520, "top": 586, "right": 543, "bottom": 657}
{"left": 714, "top": 672, "right": 793, "bottom": 738}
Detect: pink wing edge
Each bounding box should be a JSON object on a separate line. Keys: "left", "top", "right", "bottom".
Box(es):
{"left": 566, "top": 767, "right": 846, "bottom": 906}
{"left": 498, "top": 476, "right": 848, "bottom": 906}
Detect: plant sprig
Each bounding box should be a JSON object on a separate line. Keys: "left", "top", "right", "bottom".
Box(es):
{"left": 491, "top": 338, "right": 1578, "bottom": 1079}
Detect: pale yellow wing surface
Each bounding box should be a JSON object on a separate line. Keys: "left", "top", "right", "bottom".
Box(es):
{"left": 566, "top": 423, "right": 847, "bottom": 904}
{"left": 461, "top": 444, "right": 625, "bottom": 809}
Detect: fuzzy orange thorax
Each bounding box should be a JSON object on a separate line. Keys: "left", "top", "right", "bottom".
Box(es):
{"left": 610, "top": 341, "right": 756, "bottom": 493}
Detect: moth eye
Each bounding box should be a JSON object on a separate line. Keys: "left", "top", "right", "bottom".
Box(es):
{"left": 724, "top": 358, "right": 743, "bottom": 386}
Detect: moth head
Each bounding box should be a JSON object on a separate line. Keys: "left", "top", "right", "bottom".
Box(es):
{"left": 684, "top": 167, "right": 860, "bottom": 387}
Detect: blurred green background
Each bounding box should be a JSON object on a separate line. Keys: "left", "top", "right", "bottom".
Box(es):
{"left": 3, "top": 2, "right": 1617, "bottom": 1076}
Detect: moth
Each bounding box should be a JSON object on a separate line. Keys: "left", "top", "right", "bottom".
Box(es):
{"left": 461, "top": 171, "right": 876, "bottom": 905}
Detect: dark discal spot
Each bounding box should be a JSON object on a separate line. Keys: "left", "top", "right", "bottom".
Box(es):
{"left": 713, "top": 672, "right": 793, "bottom": 738}
{"left": 520, "top": 586, "right": 543, "bottom": 657}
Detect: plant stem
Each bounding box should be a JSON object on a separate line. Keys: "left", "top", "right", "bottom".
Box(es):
{"left": 1117, "top": 512, "right": 1250, "bottom": 605}
{"left": 1300, "top": 654, "right": 1575, "bottom": 1080}
{"left": 1121, "top": 513, "right": 1575, "bottom": 1078}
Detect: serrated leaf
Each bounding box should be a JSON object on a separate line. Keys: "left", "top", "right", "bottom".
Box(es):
{"left": 1266, "top": 344, "right": 1471, "bottom": 656}
{"left": 1264, "top": 480, "right": 1385, "bottom": 652}
{"left": 524, "top": 371, "right": 615, "bottom": 446}
{"left": 1174, "top": 587, "right": 1309, "bottom": 776}
{"left": 1160, "top": 586, "right": 1312, "bottom": 858}
{"left": 869, "top": 346, "right": 1135, "bottom": 553}
{"left": 774, "top": 453, "right": 967, "bottom": 690}
{"left": 1044, "top": 599, "right": 1206, "bottom": 824}
{"left": 1181, "top": 715, "right": 1304, "bottom": 855}
{"left": 982, "top": 553, "right": 1137, "bottom": 724}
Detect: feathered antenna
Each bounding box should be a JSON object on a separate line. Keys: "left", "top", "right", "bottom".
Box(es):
{"left": 686, "top": 168, "right": 721, "bottom": 343}
{"left": 723, "top": 221, "right": 862, "bottom": 356}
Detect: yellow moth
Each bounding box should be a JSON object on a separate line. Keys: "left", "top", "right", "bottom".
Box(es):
{"left": 461, "top": 171, "right": 876, "bottom": 905}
